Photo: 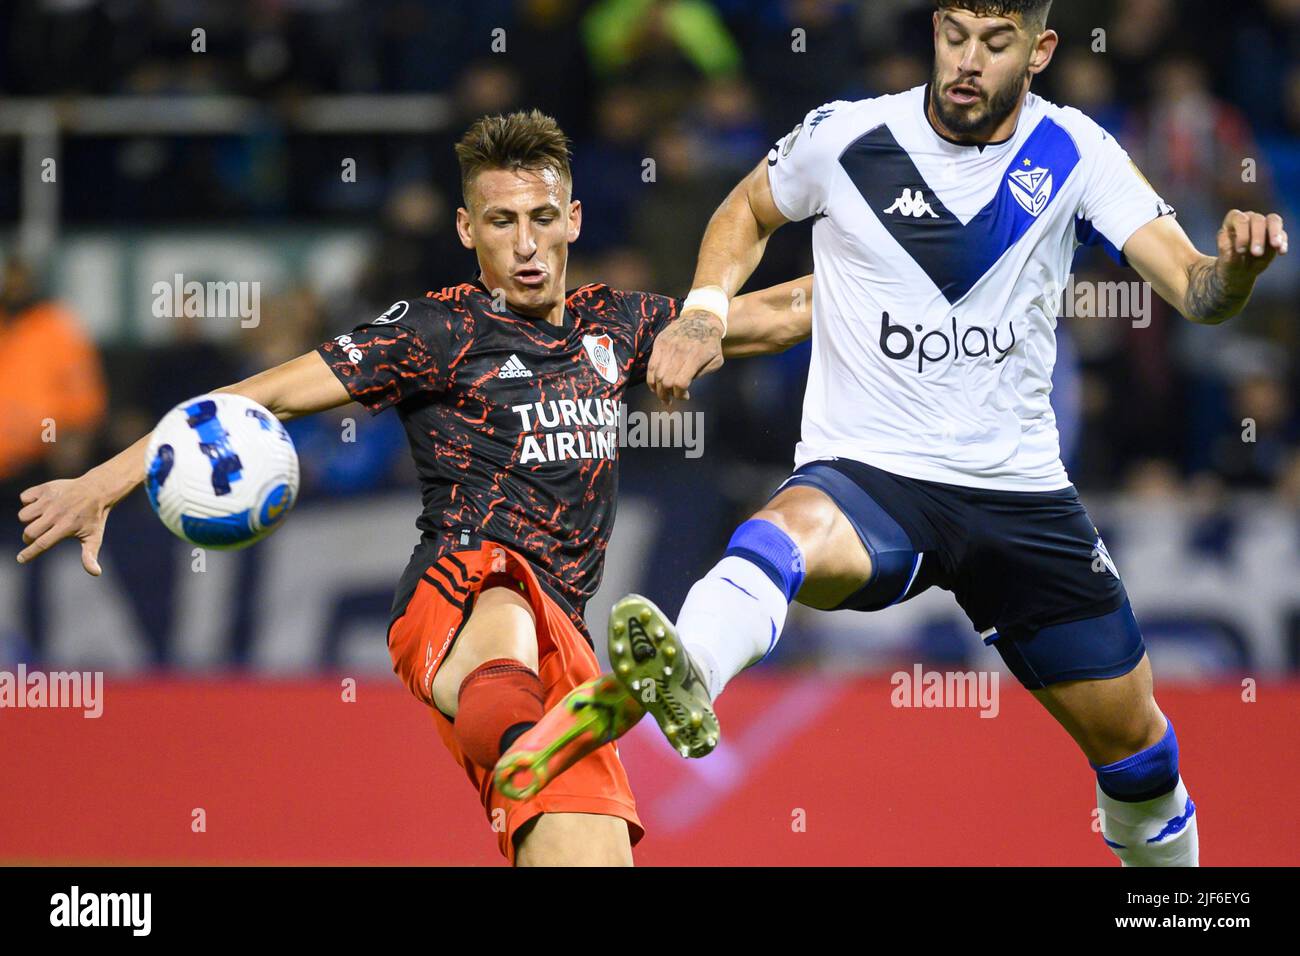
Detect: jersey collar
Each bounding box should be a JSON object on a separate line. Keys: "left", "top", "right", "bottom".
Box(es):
{"left": 469, "top": 275, "right": 575, "bottom": 341}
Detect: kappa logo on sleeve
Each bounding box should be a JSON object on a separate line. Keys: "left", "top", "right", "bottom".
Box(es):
{"left": 808, "top": 106, "right": 835, "bottom": 136}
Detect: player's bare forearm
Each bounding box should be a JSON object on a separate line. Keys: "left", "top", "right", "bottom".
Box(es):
{"left": 214, "top": 351, "right": 350, "bottom": 420}
{"left": 1182, "top": 255, "right": 1253, "bottom": 325}
{"left": 647, "top": 273, "right": 812, "bottom": 401}
{"left": 1126, "top": 210, "right": 1288, "bottom": 325}
{"left": 723, "top": 274, "right": 814, "bottom": 358}
{"left": 16, "top": 351, "right": 349, "bottom": 570}
{"left": 99, "top": 353, "right": 345, "bottom": 504}
{"left": 689, "top": 160, "right": 788, "bottom": 297}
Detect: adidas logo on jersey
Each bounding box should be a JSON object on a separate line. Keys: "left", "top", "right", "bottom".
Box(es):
{"left": 497, "top": 355, "right": 533, "bottom": 379}
{"left": 884, "top": 188, "right": 939, "bottom": 218}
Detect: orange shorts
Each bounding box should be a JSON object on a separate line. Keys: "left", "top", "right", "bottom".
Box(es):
{"left": 387, "top": 540, "right": 644, "bottom": 862}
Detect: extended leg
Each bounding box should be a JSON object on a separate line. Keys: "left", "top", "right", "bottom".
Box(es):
{"left": 606, "top": 483, "right": 874, "bottom": 757}
{"left": 677, "top": 483, "right": 874, "bottom": 700}
{"left": 1032, "top": 651, "right": 1198, "bottom": 866}
{"left": 432, "top": 583, "right": 545, "bottom": 768}
{"left": 432, "top": 583, "right": 636, "bottom": 866}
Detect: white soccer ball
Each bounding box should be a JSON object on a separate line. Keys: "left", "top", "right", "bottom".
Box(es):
{"left": 144, "top": 393, "right": 299, "bottom": 550}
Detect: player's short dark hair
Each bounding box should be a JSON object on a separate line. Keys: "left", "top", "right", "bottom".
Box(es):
{"left": 454, "top": 109, "right": 572, "bottom": 206}
{"left": 934, "top": 1, "right": 1052, "bottom": 31}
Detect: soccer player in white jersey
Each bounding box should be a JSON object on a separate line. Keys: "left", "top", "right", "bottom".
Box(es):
{"left": 506, "top": 1, "right": 1289, "bottom": 865}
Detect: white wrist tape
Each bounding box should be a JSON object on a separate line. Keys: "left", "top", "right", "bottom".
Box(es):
{"left": 682, "top": 286, "right": 730, "bottom": 336}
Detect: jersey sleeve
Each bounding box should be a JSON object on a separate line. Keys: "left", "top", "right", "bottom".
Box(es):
{"left": 1076, "top": 124, "right": 1176, "bottom": 266}
{"left": 315, "top": 296, "right": 459, "bottom": 414}
{"left": 767, "top": 100, "right": 854, "bottom": 222}
{"left": 623, "top": 290, "right": 681, "bottom": 386}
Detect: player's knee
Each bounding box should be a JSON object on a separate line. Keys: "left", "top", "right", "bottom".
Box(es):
{"left": 723, "top": 516, "right": 806, "bottom": 602}
{"left": 753, "top": 485, "right": 841, "bottom": 554}
{"left": 432, "top": 585, "right": 539, "bottom": 715}
{"left": 1087, "top": 694, "right": 1166, "bottom": 766}
{"left": 752, "top": 488, "right": 873, "bottom": 608}
{"left": 1091, "top": 714, "right": 1181, "bottom": 802}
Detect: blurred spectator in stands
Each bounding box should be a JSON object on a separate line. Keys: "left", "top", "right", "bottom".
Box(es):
{"left": 1106, "top": 0, "right": 1182, "bottom": 107}
{"left": 690, "top": 77, "right": 768, "bottom": 176}
{"left": 1055, "top": 50, "right": 1127, "bottom": 135}
{"left": 0, "top": 255, "right": 107, "bottom": 659}
{"left": 455, "top": 58, "right": 525, "bottom": 118}
{"left": 631, "top": 123, "right": 733, "bottom": 293}
{"left": 1207, "top": 364, "right": 1299, "bottom": 489}
{"left": 572, "top": 85, "right": 654, "bottom": 253}
{"left": 1123, "top": 457, "right": 1187, "bottom": 501}
{"left": 426, "top": 59, "right": 526, "bottom": 200}
{"left": 583, "top": 0, "right": 742, "bottom": 120}
{"left": 1259, "top": 64, "right": 1300, "bottom": 244}
{"left": 508, "top": 0, "right": 594, "bottom": 133}
{"left": 1276, "top": 449, "right": 1300, "bottom": 506}
{"left": 0, "top": 257, "right": 106, "bottom": 488}
{"left": 1067, "top": 255, "right": 1191, "bottom": 488}
{"left": 860, "top": 51, "right": 929, "bottom": 99}
{"left": 1127, "top": 53, "right": 1265, "bottom": 248}
{"left": 357, "top": 179, "right": 473, "bottom": 305}
{"left": 1125, "top": 52, "right": 1285, "bottom": 472}
{"left": 719, "top": 0, "right": 863, "bottom": 128}
{"left": 1228, "top": 0, "right": 1300, "bottom": 132}
{"left": 597, "top": 245, "right": 657, "bottom": 294}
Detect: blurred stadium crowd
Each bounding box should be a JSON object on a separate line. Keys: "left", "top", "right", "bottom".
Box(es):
{"left": 1, "top": 0, "right": 1298, "bottom": 671}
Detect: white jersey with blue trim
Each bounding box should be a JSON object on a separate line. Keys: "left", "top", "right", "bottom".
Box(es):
{"left": 768, "top": 85, "right": 1174, "bottom": 491}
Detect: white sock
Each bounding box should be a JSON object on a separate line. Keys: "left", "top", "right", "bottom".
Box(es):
{"left": 1096, "top": 776, "right": 1199, "bottom": 866}
{"left": 677, "top": 555, "right": 790, "bottom": 700}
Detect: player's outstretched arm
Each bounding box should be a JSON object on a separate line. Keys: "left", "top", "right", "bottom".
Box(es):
{"left": 15, "top": 351, "right": 350, "bottom": 575}
{"left": 648, "top": 158, "right": 791, "bottom": 401}
{"left": 1124, "top": 210, "right": 1289, "bottom": 325}
{"left": 690, "top": 157, "right": 791, "bottom": 303}
{"left": 722, "top": 274, "right": 813, "bottom": 358}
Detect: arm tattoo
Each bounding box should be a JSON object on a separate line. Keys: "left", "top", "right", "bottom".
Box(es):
{"left": 673, "top": 312, "right": 723, "bottom": 341}
{"left": 1185, "top": 260, "right": 1250, "bottom": 323}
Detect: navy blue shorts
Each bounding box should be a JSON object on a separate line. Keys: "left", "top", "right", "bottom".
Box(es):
{"left": 776, "top": 457, "right": 1145, "bottom": 690}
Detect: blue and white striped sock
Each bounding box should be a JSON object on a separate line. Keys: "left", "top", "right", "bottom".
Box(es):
{"left": 1096, "top": 776, "right": 1198, "bottom": 866}
{"left": 677, "top": 520, "right": 805, "bottom": 700}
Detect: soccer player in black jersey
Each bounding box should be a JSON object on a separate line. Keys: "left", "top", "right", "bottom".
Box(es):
{"left": 14, "top": 110, "right": 812, "bottom": 866}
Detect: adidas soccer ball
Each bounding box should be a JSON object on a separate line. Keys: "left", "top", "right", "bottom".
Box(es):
{"left": 144, "top": 393, "right": 299, "bottom": 550}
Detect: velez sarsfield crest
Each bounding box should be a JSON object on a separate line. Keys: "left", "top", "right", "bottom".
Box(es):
{"left": 1008, "top": 165, "right": 1054, "bottom": 217}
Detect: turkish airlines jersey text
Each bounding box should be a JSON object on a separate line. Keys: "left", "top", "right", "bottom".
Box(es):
{"left": 316, "top": 281, "right": 678, "bottom": 634}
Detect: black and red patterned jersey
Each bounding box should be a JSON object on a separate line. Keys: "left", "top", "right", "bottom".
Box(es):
{"left": 315, "top": 280, "right": 679, "bottom": 637}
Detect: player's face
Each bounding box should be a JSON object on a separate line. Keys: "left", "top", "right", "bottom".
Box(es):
{"left": 457, "top": 167, "right": 581, "bottom": 318}
{"left": 929, "top": 9, "right": 1055, "bottom": 141}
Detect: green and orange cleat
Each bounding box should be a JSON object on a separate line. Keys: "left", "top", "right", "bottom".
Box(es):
{"left": 493, "top": 673, "right": 645, "bottom": 801}
{"left": 607, "top": 594, "right": 719, "bottom": 759}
